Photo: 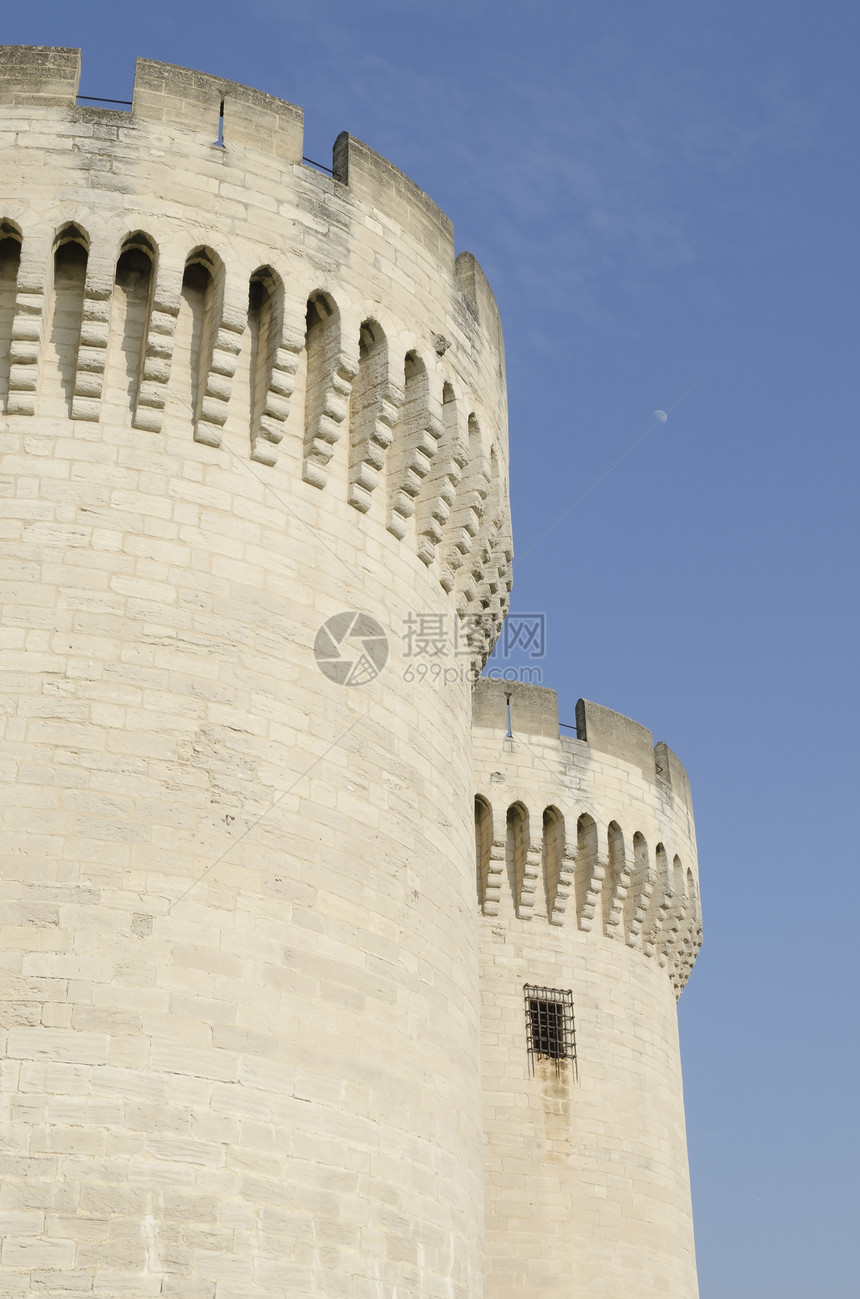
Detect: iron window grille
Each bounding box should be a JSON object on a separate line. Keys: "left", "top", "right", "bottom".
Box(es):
{"left": 524, "top": 985, "right": 577, "bottom": 1077}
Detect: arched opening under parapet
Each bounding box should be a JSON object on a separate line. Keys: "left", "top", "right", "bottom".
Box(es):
{"left": 686, "top": 867, "right": 699, "bottom": 933}
{"left": 475, "top": 795, "right": 492, "bottom": 909}
{"left": 40, "top": 223, "right": 89, "bottom": 416}
{"left": 623, "top": 831, "right": 650, "bottom": 943}
{"left": 441, "top": 411, "right": 488, "bottom": 599}
{"left": 53, "top": 222, "right": 90, "bottom": 254}
{"left": 415, "top": 379, "right": 463, "bottom": 567}
{"left": 574, "top": 813, "right": 598, "bottom": 924}
{"left": 403, "top": 350, "right": 424, "bottom": 383}
{"left": 661, "top": 853, "right": 686, "bottom": 964}
{"left": 459, "top": 440, "right": 503, "bottom": 665}
{"left": 438, "top": 381, "right": 458, "bottom": 493}
{"left": 484, "top": 444, "right": 500, "bottom": 551}
{"left": 506, "top": 802, "right": 529, "bottom": 916}
{"left": 103, "top": 232, "right": 155, "bottom": 415}
{"left": 387, "top": 350, "right": 433, "bottom": 538}
{"left": 300, "top": 290, "right": 341, "bottom": 482}
{"left": 246, "top": 266, "right": 283, "bottom": 457}
{"left": 671, "top": 866, "right": 698, "bottom": 983}
{"left": 166, "top": 247, "right": 223, "bottom": 431}
{"left": 452, "top": 419, "right": 489, "bottom": 599}
{"left": 602, "top": 820, "right": 625, "bottom": 933}
{"left": 463, "top": 414, "right": 487, "bottom": 528}
{"left": 0, "top": 221, "right": 22, "bottom": 409}
{"left": 641, "top": 842, "right": 670, "bottom": 953}
{"left": 542, "top": 806, "right": 564, "bottom": 920}
{"left": 348, "top": 318, "right": 389, "bottom": 512}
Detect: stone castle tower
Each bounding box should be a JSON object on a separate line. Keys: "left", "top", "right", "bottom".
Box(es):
{"left": 0, "top": 46, "right": 702, "bottom": 1298}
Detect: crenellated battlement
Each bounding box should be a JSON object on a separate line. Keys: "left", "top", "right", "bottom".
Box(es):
{"left": 132, "top": 58, "right": 305, "bottom": 166}
{"left": 0, "top": 48, "right": 475, "bottom": 281}
{"left": 472, "top": 678, "right": 702, "bottom": 995}
{"left": 0, "top": 46, "right": 512, "bottom": 665}
{"left": 0, "top": 49, "right": 464, "bottom": 267}
{"left": 0, "top": 45, "right": 81, "bottom": 106}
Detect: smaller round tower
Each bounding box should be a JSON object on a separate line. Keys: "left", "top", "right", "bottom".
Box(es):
{"left": 473, "top": 678, "right": 702, "bottom": 1298}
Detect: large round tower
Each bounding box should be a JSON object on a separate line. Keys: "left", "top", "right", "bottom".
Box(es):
{"left": 473, "top": 678, "right": 702, "bottom": 1297}
{"left": 0, "top": 48, "right": 511, "bottom": 1297}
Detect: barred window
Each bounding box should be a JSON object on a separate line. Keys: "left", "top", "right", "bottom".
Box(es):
{"left": 524, "top": 985, "right": 577, "bottom": 1075}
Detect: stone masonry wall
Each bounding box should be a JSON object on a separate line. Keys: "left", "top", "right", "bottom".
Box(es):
{"left": 473, "top": 679, "right": 702, "bottom": 1299}
{"left": 0, "top": 48, "right": 512, "bottom": 1299}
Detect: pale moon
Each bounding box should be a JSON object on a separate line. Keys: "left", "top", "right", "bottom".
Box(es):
{"left": 654, "top": 409, "right": 668, "bottom": 423}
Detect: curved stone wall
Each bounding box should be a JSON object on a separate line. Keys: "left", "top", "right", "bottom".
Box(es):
{"left": 0, "top": 47, "right": 512, "bottom": 1298}
{"left": 473, "top": 679, "right": 702, "bottom": 1299}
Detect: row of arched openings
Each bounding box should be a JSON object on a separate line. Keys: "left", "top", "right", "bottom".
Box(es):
{"left": 0, "top": 221, "right": 493, "bottom": 532}
{"left": 475, "top": 796, "right": 697, "bottom": 946}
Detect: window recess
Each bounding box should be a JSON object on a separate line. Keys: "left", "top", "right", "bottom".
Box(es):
{"left": 524, "top": 985, "right": 577, "bottom": 1078}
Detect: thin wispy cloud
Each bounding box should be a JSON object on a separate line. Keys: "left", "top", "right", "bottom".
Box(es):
{"left": 275, "top": 26, "right": 814, "bottom": 344}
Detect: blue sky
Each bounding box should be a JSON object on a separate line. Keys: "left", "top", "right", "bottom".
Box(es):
{"left": 5, "top": 2, "right": 860, "bottom": 1293}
